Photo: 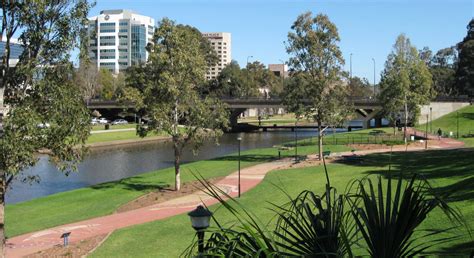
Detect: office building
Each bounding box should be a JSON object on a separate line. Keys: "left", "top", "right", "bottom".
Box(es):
{"left": 202, "top": 32, "right": 231, "bottom": 80}
{"left": 87, "top": 10, "right": 155, "bottom": 74}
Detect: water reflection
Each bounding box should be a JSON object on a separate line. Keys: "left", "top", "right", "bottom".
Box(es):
{"left": 7, "top": 130, "right": 343, "bottom": 204}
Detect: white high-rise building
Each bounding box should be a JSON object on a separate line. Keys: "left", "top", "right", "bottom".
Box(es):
{"left": 202, "top": 32, "right": 231, "bottom": 80}
{"left": 87, "top": 10, "right": 155, "bottom": 74}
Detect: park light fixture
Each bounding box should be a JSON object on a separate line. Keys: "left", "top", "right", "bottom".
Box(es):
{"left": 188, "top": 205, "right": 213, "bottom": 254}
{"left": 237, "top": 136, "right": 242, "bottom": 198}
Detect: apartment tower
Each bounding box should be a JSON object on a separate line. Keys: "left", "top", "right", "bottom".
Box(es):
{"left": 202, "top": 32, "right": 231, "bottom": 80}
{"left": 87, "top": 10, "right": 155, "bottom": 74}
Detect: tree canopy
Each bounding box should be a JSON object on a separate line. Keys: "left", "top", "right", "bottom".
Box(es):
{"left": 284, "top": 12, "right": 351, "bottom": 159}
{"left": 378, "top": 34, "right": 432, "bottom": 141}
{"left": 0, "top": 0, "right": 93, "bottom": 254}
{"left": 121, "top": 18, "right": 229, "bottom": 191}
{"left": 455, "top": 19, "right": 474, "bottom": 96}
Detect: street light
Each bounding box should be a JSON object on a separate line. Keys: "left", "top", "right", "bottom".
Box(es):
{"left": 294, "top": 121, "right": 298, "bottom": 163}
{"left": 457, "top": 111, "right": 459, "bottom": 139}
{"left": 430, "top": 107, "right": 433, "bottom": 133}
{"left": 372, "top": 58, "right": 376, "bottom": 96}
{"left": 188, "top": 205, "right": 213, "bottom": 254}
{"left": 237, "top": 136, "right": 242, "bottom": 198}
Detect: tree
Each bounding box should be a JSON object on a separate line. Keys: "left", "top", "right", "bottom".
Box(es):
{"left": 74, "top": 60, "right": 99, "bottom": 101}
{"left": 455, "top": 19, "right": 474, "bottom": 96}
{"left": 284, "top": 12, "right": 350, "bottom": 160}
{"left": 347, "top": 76, "right": 373, "bottom": 97}
{"left": 98, "top": 68, "right": 115, "bottom": 100}
{"left": 378, "top": 34, "right": 432, "bottom": 143}
{"left": 0, "top": 0, "right": 93, "bottom": 254}
{"left": 121, "top": 18, "right": 229, "bottom": 191}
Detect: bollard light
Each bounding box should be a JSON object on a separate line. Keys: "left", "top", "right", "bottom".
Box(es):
{"left": 188, "top": 205, "right": 213, "bottom": 254}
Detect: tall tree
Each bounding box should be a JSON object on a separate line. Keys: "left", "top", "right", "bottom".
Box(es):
{"left": 455, "top": 19, "right": 474, "bottom": 96}
{"left": 284, "top": 12, "right": 350, "bottom": 160}
{"left": 74, "top": 60, "right": 99, "bottom": 101}
{"left": 0, "top": 0, "right": 93, "bottom": 254}
{"left": 121, "top": 18, "right": 228, "bottom": 191}
{"left": 98, "top": 68, "right": 115, "bottom": 100}
{"left": 430, "top": 47, "right": 458, "bottom": 96}
{"left": 378, "top": 34, "right": 432, "bottom": 142}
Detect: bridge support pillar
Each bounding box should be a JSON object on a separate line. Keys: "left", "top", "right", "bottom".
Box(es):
{"left": 374, "top": 117, "right": 383, "bottom": 128}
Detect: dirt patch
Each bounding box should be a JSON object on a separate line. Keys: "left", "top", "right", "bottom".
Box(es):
{"left": 116, "top": 177, "right": 224, "bottom": 213}
{"left": 26, "top": 234, "right": 107, "bottom": 258}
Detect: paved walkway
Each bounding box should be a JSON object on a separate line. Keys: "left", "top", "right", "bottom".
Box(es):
{"left": 5, "top": 160, "right": 292, "bottom": 257}
{"left": 5, "top": 129, "right": 465, "bottom": 257}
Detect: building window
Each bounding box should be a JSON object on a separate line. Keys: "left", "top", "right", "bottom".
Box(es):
{"left": 100, "top": 55, "right": 115, "bottom": 59}
{"left": 100, "top": 62, "right": 115, "bottom": 66}
{"left": 100, "top": 49, "right": 115, "bottom": 53}
{"left": 119, "top": 21, "right": 128, "bottom": 26}
{"left": 100, "top": 28, "right": 116, "bottom": 33}
{"left": 119, "top": 62, "right": 128, "bottom": 66}
{"left": 119, "top": 29, "right": 128, "bottom": 33}
{"left": 119, "top": 35, "right": 128, "bottom": 39}
{"left": 120, "top": 41, "right": 128, "bottom": 46}
{"left": 100, "top": 22, "right": 115, "bottom": 27}
{"left": 100, "top": 42, "right": 115, "bottom": 46}
{"left": 119, "top": 55, "right": 128, "bottom": 59}
{"left": 119, "top": 48, "right": 128, "bottom": 52}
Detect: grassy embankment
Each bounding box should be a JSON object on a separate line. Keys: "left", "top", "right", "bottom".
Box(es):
{"left": 7, "top": 135, "right": 357, "bottom": 237}
{"left": 416, "top": 105, "right": 474, "bottom": 147}
{"left": 91, "top": 148, "right": 474, "bottom": 257}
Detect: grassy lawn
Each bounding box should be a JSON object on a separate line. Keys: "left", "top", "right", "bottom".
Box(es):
{"left": 91, "top": 148, "right": 474, "bottom": 257}
{"left": 91, "top": 123, "right": 137, "bottom": 131}
{"left": 5, "top": 142, "right": 350, "bottom": 237}
{"left": 416, "top": 105, "right": 474, "bottom": 147}
{"left": 86, "top": 130, "right": 165, "bottom": 144}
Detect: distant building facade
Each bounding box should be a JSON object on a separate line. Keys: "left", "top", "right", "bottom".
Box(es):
{"left": 0, "top": 38, "right": 23, "bottom": 114}
{"left": 87, "top": 10, "right": 155, "bottom": 74}
{"left": 202, "top": 32, "right": 231, "bottom": 80}
{"left": 268, "top": 64, "right": 288, "bottom": 78}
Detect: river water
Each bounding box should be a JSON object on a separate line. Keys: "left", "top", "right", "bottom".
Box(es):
{"left": 7, "top": 130, "right": 345, "bottom": 204}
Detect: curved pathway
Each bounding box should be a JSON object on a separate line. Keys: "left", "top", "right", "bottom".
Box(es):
{"left": 6, "top": 159, "right": 292, "bottom": 257}
{"left": 5, "top": 129, "right": 465, "bottom": 257}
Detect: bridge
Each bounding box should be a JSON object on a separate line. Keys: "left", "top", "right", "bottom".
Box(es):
{"left": 86, "top": 97, "right": 383, "bottom": 129}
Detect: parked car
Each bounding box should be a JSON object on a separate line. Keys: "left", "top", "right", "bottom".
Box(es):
{"left": 91, "top": 118, "right": 99, "bottom": 125}
{"left": 111, "top": 119, "right": 128, "bottom": 125}
{"left": 98, "top": 118, "right": 109, "bottom": 124}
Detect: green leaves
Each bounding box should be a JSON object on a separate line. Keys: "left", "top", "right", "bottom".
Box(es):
{"left": 348, "top": 174, "right": 465, "bottom": 257}
{"left": 379, "top": 34, "right": 433, "bottom": 125}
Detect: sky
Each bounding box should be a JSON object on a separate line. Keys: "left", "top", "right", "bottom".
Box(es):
{"left": 88, "top": 0, "right": 473, "bottom": 84}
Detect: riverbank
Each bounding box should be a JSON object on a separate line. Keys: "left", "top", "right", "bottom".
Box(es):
{"left": 8, "top": 135, "right": 472, "bottom": 257}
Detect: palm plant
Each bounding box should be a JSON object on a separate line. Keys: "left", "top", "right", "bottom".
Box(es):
{"left": 347, "top": 174, "right": 465, "bottom": 257}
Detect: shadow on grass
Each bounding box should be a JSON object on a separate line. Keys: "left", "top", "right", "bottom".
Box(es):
{"left": 210, "top": 154, "right": 277, "bottom": 163}
{"left": 90, "top": 178, "right": 169, "bottom": 192}
{"left": 461, "top": 112, "right": 474, "bottom": 120}
{"left": 438, "top": 239, "right": 474, "bottom": 255}
{"left": 333, "top": 148, "right": 474, "bottom": 203}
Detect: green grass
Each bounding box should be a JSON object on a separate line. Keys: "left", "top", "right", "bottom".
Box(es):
{"left": 86, "top": 130, "right": 164, "bottom": 144}
{"left": 417, "top": 105, "right": 474, "bottom": 147}
{"left": 91, "top": 123, "right": 137, "bottom": 131}
{"left": 5, "top": 142, "right": 350, "bottom": 237}
{"left": 91, "top": 148, "right": 474, "bottom": 257}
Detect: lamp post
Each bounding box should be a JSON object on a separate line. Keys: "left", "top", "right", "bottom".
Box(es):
{"left": 425, "top": 114, "right": 428, "bottom": 150}
{"left": 188, "top": 205, "right": 213, "bottom": 254}
{"left": 457, "top": 111, "right": 459, "bottom": 139}
{"left": 237, "top": 136, "right": 242, "bottom": 197}
{"left": 294, "top": 121, "right": 298, "bottom": 163}
{"left": 430, "top": 107, "right": 433, "bottom": 133}
{"left": 372, "top": 58, "right": 376, "bottom": 96}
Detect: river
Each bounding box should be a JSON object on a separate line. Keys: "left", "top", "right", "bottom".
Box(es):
{"left": 6, "top": 129, "right": 349, "bottom": 204}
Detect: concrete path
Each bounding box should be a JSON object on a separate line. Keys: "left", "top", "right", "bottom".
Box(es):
{"left": 5, "top": 129, "right": 465, "bottom": 257}
{"left": 5, "top": 160, "right": 292, "bottom": 257}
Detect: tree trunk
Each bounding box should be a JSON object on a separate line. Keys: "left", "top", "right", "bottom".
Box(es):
{"left": 318, "top": 121, "right": 323, "bottom": 161}
{"left": 173, "top": 143, "right": 181, "bottom": 191}
{"left": 0, "top": 171, "right": 5, "bottom": 257}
